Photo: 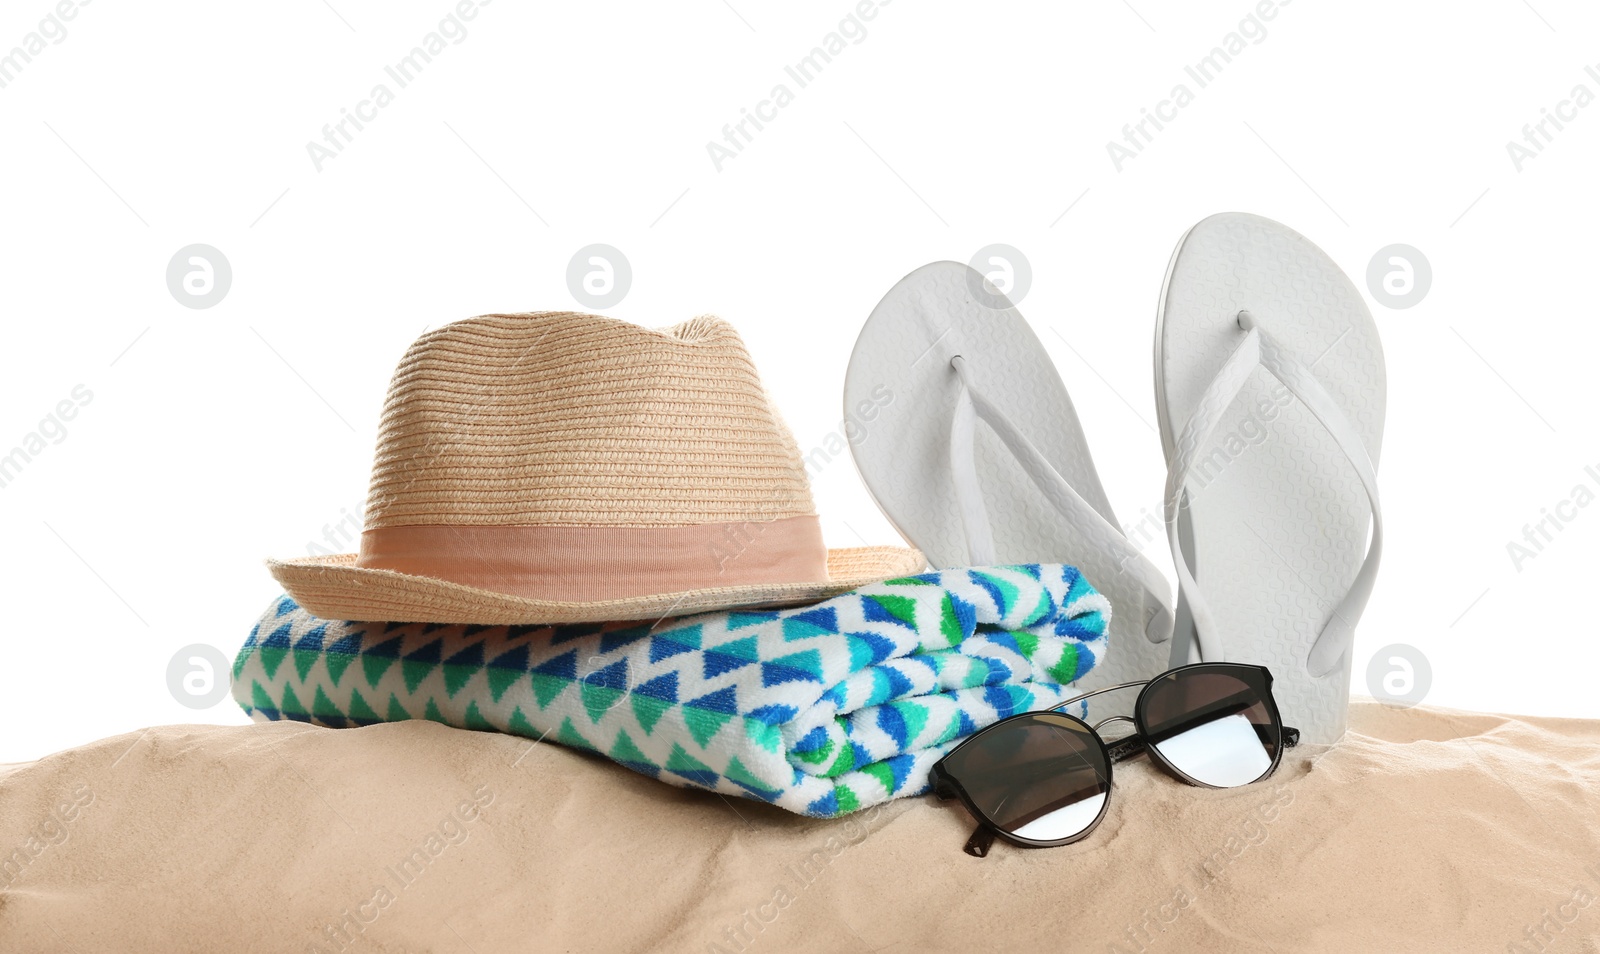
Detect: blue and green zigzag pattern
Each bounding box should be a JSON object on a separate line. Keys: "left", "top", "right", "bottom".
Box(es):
{"left": 232, "top": 564, "right": 1110, "bottom": 818}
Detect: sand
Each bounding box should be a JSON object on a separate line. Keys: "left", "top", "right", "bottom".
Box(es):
{"left": 2, "top": 700, "right": 1598, "bottom": 953}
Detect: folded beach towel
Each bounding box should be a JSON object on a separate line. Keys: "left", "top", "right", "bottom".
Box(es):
{"left": 231, "top": 564, "right": 1109, "bottom": 817}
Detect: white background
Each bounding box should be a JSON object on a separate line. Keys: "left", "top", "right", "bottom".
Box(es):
{"left": 2, "top": 0, "right": 1596, "bottom": 764}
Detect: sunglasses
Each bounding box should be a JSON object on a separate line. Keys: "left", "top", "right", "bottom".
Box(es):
{"left": 929, "top": 662, "right": 1299, "bottom": 857}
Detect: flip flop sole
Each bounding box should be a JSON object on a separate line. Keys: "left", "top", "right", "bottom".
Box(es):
{"left": 1156, "top": 212, "right": 1386, "bottom": 743}
{"left": 846, "top": 261, "right": 1168, "bottom": 692}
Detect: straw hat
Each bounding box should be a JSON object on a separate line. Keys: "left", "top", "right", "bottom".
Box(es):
{"left": 268, "top": 311, "right": 924, "bottom": 625}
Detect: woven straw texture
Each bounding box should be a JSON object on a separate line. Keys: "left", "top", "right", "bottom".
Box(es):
{"left": 268, "top": 547, "right": 926, "bottom": 625}
{"left": 267, "top": 311, "right": 925, "bottom": 624}
{"left": 368, "top": 311, "right": 814, "bottom": 529}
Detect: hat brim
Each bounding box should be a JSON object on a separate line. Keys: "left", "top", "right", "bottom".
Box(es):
{"left": 267, "top": 546, "right": 927, "bottom": 625}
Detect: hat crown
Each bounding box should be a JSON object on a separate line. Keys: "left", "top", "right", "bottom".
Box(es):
{"left": 364, "top": 312, "right": 816, "bottom": 530}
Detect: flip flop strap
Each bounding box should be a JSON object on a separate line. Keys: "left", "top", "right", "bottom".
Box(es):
{"left": 1163, "top": 314, "right": 1383, "bottom": 677}
{"left": 948, "top": 356, "right": 1175, "bottom": 643}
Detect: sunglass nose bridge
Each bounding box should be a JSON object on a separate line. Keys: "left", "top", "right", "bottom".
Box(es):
{"left": 1101, "top": 724, "right": 1149, "bottom": 764}
{"left": 1092, "top": 714, "right": 1135, "bottom": 733}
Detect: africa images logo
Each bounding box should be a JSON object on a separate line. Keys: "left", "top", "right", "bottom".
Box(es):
{"left": 303, "top": 0, "right": 496, "bottom": 172}
{"left": 1104, "top": 0, "right": 1294, "bottom": 171}
{"left": 0, "top": 385, "right": 93, "bottom": 491}
{"left": 703, "top": 0, "right": 895, "bottom": 172}
{"left": 1504, "top": 62, "right": 1600, "bottom": 172}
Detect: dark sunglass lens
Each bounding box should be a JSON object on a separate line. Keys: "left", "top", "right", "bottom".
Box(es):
{"left": 942, "top": 714, "right": 1109, "bottom": 843}
{"left": 1140, "top": 667, "right": 1280, "bottom": 787}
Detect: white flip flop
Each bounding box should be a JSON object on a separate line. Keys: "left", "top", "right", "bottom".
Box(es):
{"left": 845, "top": 261, "right": 1174, "bottom": 695}
{"left": 1155, "top": 212, "right": 1386, "bottom": 744}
